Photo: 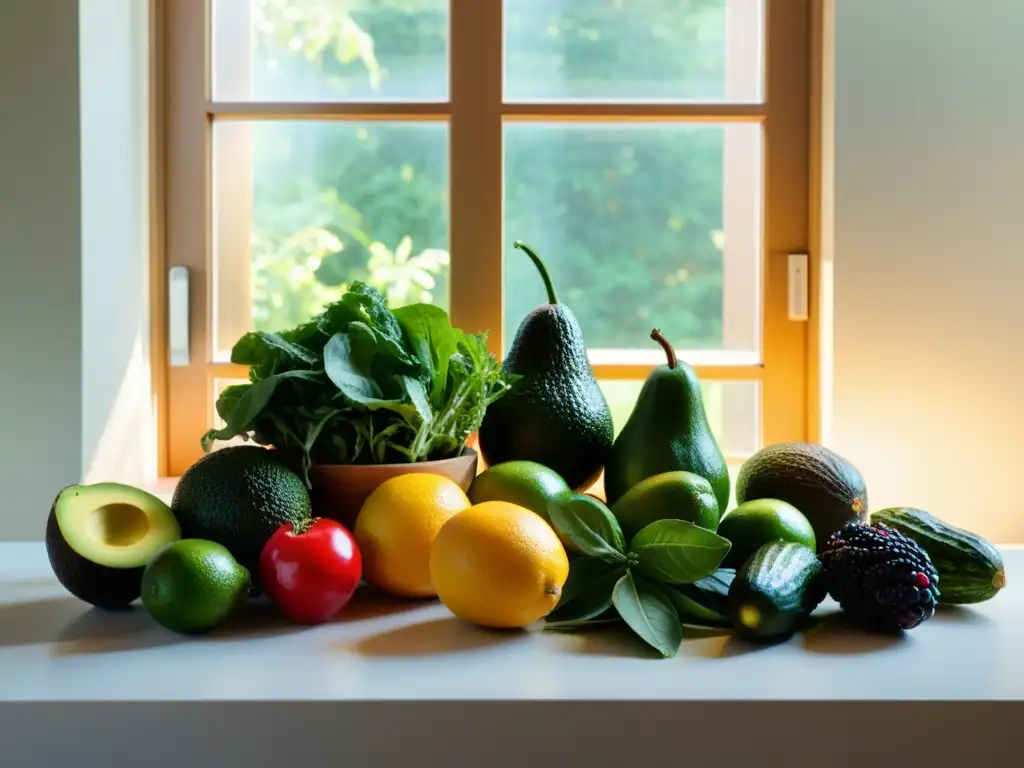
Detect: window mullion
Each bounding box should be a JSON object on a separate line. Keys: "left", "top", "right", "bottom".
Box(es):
{"left": 761, "top": 0, "right": 812, "bottom": 445}
{"left": 164, "top": 0, "right": 212, "bottom": 476}
{"left": 449, "top": 0, "right": 505, "bottom": 356}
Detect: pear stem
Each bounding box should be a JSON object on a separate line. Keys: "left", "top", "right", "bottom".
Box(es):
{"left": 650, "top": 328, "right": 677, "bottom": 369}
{"left": 514, "top": 240, "right": 559, "bottom": 304}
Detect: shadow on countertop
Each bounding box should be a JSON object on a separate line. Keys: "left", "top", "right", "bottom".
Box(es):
{"left": 931, "top": 603, "right": 997, "bottom": 626}
{"left": 800, "top": 611, "right": 907, "bottom": 654}
{"left": 351, "top": 616, "right": 528, "bottom": 657}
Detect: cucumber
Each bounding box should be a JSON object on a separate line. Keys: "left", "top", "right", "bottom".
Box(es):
{"left": 728, "top": 541, "right": 826, "bottom": 641}
{"left": 870, "top": 507, "right": 1006, "bottom": 604}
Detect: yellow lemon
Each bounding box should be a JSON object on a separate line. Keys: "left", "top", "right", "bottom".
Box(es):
{"left": 429, "top": 501, "right": 570, "bottom": 629}
{"left": 354, "top": 473, "right": 471, "bottom": 598}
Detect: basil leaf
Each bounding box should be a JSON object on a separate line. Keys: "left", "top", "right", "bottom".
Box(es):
{"left": 556, "top": 556, "right": 626, "bottom": 607}
{"left": 667, "top": 568, "right": 737, "bottom": 626}
{"left": 548, "top": 588, "right": 615, "bottom": 625}
{"left": 693, "top": 567, "right": 736, "bottom": 594}
{"left": 548, "top": 556, "right": 626, "bottom": 624}
{"left": 611, "top": 571, "right": 682, "bottom": 658}
{"left": 630, "top": 519, "right": 732, "bottom": 585}
{"left": 544, "top": 616, "right": 621, "bottom": 632}
{"left": 666, "top": 588, "right": 729, "bottom": 626}
{"left": 548, "top": 495, "right": 627, "bottom": 561}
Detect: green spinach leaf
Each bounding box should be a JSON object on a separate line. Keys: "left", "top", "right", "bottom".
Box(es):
{"left": 202, "top": 281, "right": 513, "bottom": 483}
{"left": 394, "top": 304, "right": 459, "bottom": 406}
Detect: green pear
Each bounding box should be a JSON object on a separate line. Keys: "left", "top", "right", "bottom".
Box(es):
{"left": 603, "top": 328, "right": 730, "bottom": 512}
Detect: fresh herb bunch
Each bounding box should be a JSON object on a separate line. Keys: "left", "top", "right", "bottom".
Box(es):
{"left": 545, "top": 499, "right": 734, "bottom": 658}
{"left": 201, "top": 282, "right": 514, "bottom": 483}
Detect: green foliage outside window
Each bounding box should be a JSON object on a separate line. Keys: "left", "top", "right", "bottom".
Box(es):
{"left": 247, "top": 0, "right": 729, "bottom": 354}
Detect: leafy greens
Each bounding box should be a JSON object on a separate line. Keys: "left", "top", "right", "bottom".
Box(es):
{"left": 201, "top": 282, "right": 514, "bottom": 484}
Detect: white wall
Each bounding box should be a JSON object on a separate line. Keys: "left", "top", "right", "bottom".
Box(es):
{"left": 79, "top": 0, "right": 156, "bottom": 488}
{"left": 830, "top": 0, "right": 1024, "bottom": 542}
{"left": 0, "top": 0, "right": 152, "bottom": 541}
{"left": 0, "top": 1, "right": 82, "bottom": 541}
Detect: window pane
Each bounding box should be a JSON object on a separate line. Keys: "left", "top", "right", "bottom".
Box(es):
{"left": 212, "top": 0, "right": 449, "bottom": 102}
{"left": 504, "top": 0, "right": 763, "bottom": 103}
{"left": 599, "top": 379, "right": 760, "bottom": 459}
{"left": 211, "top": 120, "right": 449, "bottom": 361}
{"left": 503, "top": 123, "right": 762, "bottom": 355}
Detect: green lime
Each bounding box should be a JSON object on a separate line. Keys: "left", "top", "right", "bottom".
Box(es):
{"left": 609, "top": 471, "right": 720, "bottom": 540}
{"left": 718, "top": 498, "right": 816, "bottom": 569}
{"left": 468, "top": 461, "right": 571, "bottom": 525}
{"left": 141, "top": 539, "right": 250, "bottom": 634}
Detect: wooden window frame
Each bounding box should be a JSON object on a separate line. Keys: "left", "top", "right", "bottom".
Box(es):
{"left": 153, "top": 0, "right": 816, "bottom": 478}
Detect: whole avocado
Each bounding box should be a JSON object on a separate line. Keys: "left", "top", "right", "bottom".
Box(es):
{"left": 736, "top": 442, "right": 867, "bottom": 552}
{"left": 604, "top": 328, "right": 730, "bottom": 510}
{"left": 477, "top": 241, "right": 614, "bottom": 491}
{"left": 171, "top": 445, "right": 311, "bottom": 588}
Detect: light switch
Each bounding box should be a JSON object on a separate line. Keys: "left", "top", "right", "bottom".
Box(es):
{"left": 169, "top": 266, "right": 191, "bottom": 366}
{"left": 788, "top": 253, "right": 809, "bottom": 321}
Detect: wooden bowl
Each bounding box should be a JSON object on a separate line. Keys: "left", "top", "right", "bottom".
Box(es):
{"left": 308, "top": 448, "right": 480, "bottom": 529}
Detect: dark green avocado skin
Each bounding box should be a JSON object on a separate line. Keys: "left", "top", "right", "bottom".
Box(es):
{"left": 736, "top": 442, "right": 868, "bottom": 552}
{"left": 45, "top": 505, "right": 142, "bottom": 610}
{"left": 171, "top": 445, "right": 311, "bottom": 590}
{"left": 604, "top": 361, "right": 730, "bottom": 511}
{"left": 478, "top": 304, "right": 614, "bottom": 492}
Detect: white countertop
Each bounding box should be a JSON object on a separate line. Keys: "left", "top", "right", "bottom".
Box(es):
{"left": 2, "top": 542, "right": 1022, "bottom": 703}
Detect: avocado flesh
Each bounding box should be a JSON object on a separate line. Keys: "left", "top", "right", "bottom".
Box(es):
{"left": 604, "top": 331, "right": 730, "bottom": 511}
{"left": 45, "top": 483, "right": 182, "bottom": 609}
{"left": 478, "top": 242, "right": 614, "bottom": 491}
{"left": 55, "top": 483, "right": 181, "bottom": 568}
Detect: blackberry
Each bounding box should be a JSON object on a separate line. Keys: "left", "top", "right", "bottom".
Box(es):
{"left": 819, "top": 521, "right": 940, "bottom": 632}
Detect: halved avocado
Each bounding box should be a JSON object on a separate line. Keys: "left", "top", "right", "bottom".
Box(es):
{"left": 45, "top": 483, "right": 181, "bottom": 609}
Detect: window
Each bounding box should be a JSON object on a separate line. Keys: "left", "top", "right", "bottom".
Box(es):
{"left": 157, "top": 0, "right": 814, "bottom": 479}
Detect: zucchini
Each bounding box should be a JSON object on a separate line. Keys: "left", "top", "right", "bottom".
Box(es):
{"left": 728, "top": 541, "right": 826, "bottom": 641}
{"left": 870, "top": 507, "right": 1006, "bottom": 604}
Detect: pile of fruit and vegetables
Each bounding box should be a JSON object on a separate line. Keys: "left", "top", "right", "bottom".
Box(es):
{"left": 44, "top": 241, "right": 1008, "bottom": 655}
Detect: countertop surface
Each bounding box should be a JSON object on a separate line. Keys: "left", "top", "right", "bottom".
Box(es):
{"left": 1, "top": 542, "right": 1021, "bottom": 702}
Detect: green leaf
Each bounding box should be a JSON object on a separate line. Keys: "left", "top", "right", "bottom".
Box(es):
{"left": 548, "top": 495, "right": 627, "bottom": 561}
{"left": 667, "top": 568, "right": 737, "bottom": 626}
{"left": 206, "top": 279, "right": 514, "bottom": 471}
{"left": 548, "top": 556, "right": 625, "bottom": 624}
{"left": 324, "top": 333, "right": 385, "bottom": 402}
{"left": 200, "top": 370, "right": 322, "bottom": 451}
{"left": 693, "top": 568, "right": 737, "bottom": 596}
{"left": 611, "top": 571, "right": 682, "bottom": 658}
{"left": 630, "top": 519, "right": 732, "bottom": 585}
{"left": 393, "top": 303, "right": 459, "bottom": 407}
{"left": 666, "top": 588, "right": 729, "bottom": 626}
{"left": 399, "top": 376, "right": 433, "bottom": 424}
{"left": 544, "top": 616, "right": 621, "bottom": 632}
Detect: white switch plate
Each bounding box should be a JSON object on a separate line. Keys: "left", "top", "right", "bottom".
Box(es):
{"left": 788, "top": 253, "right": 809, "bottom": 321}
{"left": 169, "top": 266, "right": 191, "bottom": 366}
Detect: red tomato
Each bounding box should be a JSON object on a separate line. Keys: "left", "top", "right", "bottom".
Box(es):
{"left": 260, "top": 518, "right": 362, "bottom": 625}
